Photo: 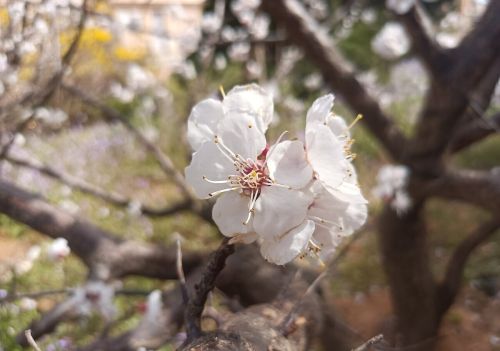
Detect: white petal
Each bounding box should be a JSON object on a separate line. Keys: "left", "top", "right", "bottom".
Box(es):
{"left": 260, "top": 220, "right": 315, "bottom": 265}
{"left": 267, "top": 140, "right": 313, "bottom": 189}
{"left": 224, "top": 84, "right": 274, "bottom": 133}
{"left": 185, "top": 141, "right": 235, "bottom": 199}
{"left": 343, "top": 202, "right": 368, "bottom": 235}
{"left": 187, "top": 99, "right": 224, "bottom": 150}
{"left": 217, "top": 110, "right": 266, "bottom": 160}
{"left": 306, "top": 94, "right": 334, "bottom": 125}
{"left": 326, "top": 115, "right": 349, "bottom": 138}
{"left": 212, "top": 191, "right": 253, "bottom": 237}
{"left": 306, "top": 123, "right": 349, "bottom": 190}
{"left": 312, "top": 225, "right": 343, "bottom": 261}
{"left": 309, "top": 182, "right": 367, "bottom": 236}
{"left": 253, "top": 186, "right": 312, "bottom": 239}
{"left": 229, "top": 232, "right": 259, "bottom": 244}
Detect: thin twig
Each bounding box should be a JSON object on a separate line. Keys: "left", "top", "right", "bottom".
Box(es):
{"left": 352, "top": 334, "right": 384, "bottom": 351}
{"left": 176, "top": 239, "right": 189, "bottom": 305}
{"left": 25, "top": 330, "right": 42, "bottom": 351}
{"left": 184, "top": 237, "right": 234, "bottom": 343}
{"left": 6, "top": 154, "right": 193, "bottom": 217}
{"left": 61, "top": 83, "right": 193, "bottom": 199}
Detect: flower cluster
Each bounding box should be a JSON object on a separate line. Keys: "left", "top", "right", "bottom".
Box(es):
{"left": 185, "top": 84, "right": 367, "bottom": 265}
{"left": 372, "top": 164, "right": 412, "bottom": 215}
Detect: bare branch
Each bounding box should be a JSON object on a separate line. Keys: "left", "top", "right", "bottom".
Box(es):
{"left": 177, "top": 239, "right": 189, "bottom": 305}
{"left": 451, "top": 0, "right": 500, "bottom": 92}
{"left": 0, "top": 178, "right": 205, "bottom": 280}
{"left": 25, "top": 330, "right": 42, "bottom": 351}
{"left": 61, "top": 83, "right": 193, "bottom": 199}
{"left": 260, "top": 0, "right": 407, "bottom": 161}
{"left": 425, "top": 168, "right": 500, "bottom": 214}
{"left": 394, "top": 5, "right": 451, "bottom": 78}
{"left": 351, "top": 334, "right": 384, "bottom": 351}
{"left": 5, "top": 153, "right": 195, "bottom": 217}
{"left": 438, "top": 219, "right": 500, "bottom": 314}
{"left": 184, "top": 238, "right": 234, "bottom": 342}
{"left": 450, "top": 112, "right": 500, "bottom": 153}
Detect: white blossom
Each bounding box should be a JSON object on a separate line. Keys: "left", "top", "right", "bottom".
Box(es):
{"left": 19, "top": 298, "right": 38, "bottom": 311}
{"left": 110, "top": 82, "right": 135, "bottom": 103}
{"left": 304, "top": 73, "right": 323, "bottom": 91}
{"left": 69, "top": 281, "right": 116, "bottom": 320}
{"left": 303, "top": 95, "right": 368, "bottom": 260}
{"left": 249, "top": 14, "right": 270, "bottom": 39}
{"left": 47, "top": 238, "right": 71, "bottom": 261}
{"left": 371, "top": 22, "right": 410, "bottom": 60}
{"left": 372, "top": 164, "right": 412, "bottom": 215}
{"left": 202, "top": 12, "right": 222, "bottom": 34}
{"left": 214, "top": 54, "right": 228, "bottom": 71}
{"left": 185, "top": 84, "right": 314, "bottom": 264}
{"left": 386, "top": 0, "right": 415, "bottom": 14}
{"left": 34, "top": 107, "right": 68, "bottom": 127}
{"left": 228, "top": 42, "right": 251, "bottom": 62}
{"left": 246, "top": 60, "right": 262, "bottom": 79}
{"left": 185, "top": 86, "right": 367, "bottom": 265}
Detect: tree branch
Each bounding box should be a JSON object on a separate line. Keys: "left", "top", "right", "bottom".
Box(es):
{"left": 394, "top": 5, "right": 451, "bottom": 78}
{"left": 61, "top": 82, "right": 194, "bottom": 199}
{"left": 437, "top": 219, "right": 500, "bottom": 315}
{"left": 449, "top": 112, "right": 500, "bottom": 153}
{"left": 260, "top": 0, "right": 407, "bottom": 161}
{"left": 0, "top": 179, "right": 205, "bottom": 280}
{"left": 5, "top": 153, "right": 195, "bottom": 218}
{"left": 184, "top": 238, "right": 234, "bottom": 342}
{"left": 425, "top": 168, "right": 500, "bottom": 214}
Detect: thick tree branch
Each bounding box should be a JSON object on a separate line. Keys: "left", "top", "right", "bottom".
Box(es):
{"left": 437, "top": 219, "right": 500, "bottom": 315}
{"left": 260, "top": 0, "right": 407, "bottom": 161}
{"left": 451, "top": 0, "right": 500, "bottom": 92}
{"left": 424, "top": 168, "right": 500, "bottom": 214}
{"left": 449, "top": 112, "right": 500, "bottom": 152}
{"left": 0, "top": 179, "right": 204, "bottom": 280}
{"left": 394, "top": 5, "right": 451, "bottom": 78}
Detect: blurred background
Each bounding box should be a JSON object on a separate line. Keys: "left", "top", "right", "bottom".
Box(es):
{"left": 0, "top": 0, "right": 499, "bottom": 350}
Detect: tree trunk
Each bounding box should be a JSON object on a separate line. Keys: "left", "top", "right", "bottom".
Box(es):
{"left": 377, "top": 204, "right": 439, "bottom": 349}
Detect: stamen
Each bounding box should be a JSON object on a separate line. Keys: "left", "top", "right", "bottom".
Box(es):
{"left": 219, "top": 85, "right": 226, "bottom": 98}
{"left": 309, "top": 215, "right": 343, "bottom": 230}
{"left": 264, "top": 180, "right": 292, "bottom": 190}
{"left": 202, "top": 176, "right": 233, "bottom": 184}
{"left": 347, "top": 114, "right": 363, "bottom": 130}
{"left": 208, "top": 187, "right": 237, "bottom": 197}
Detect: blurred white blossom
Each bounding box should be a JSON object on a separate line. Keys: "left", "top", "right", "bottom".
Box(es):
{"left": 371, "top": 22, "right": 410, "bottom": 60}
{"left": 47, "top": 238, "right": 71, "bottom": 261}
{"left": 185, "top": 85, "right": 367, "bottom": 264}
{"left": 228, "top": 42, "right": 251, "bottom": 62}
{"left": 386, "top": 0, "right": 415, "bottom": 14}
{"left": 372, "top": 164, "right": 412, "bottom": 215}
{"left": 69, "top": 281, "right": 116, "bottom": 320}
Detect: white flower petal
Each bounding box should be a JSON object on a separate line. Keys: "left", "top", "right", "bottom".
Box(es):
{"left": 312, "top": 225, "right": 343, "bottom": 261}
{"left": 212, "top": 191, "right": 253, "bottom": 237}
{"left": 185, "top": 141, "right": 235, "bottom": 199}
{"left": 253, "top": 186, "right": 312, "bottom": 239}
{"left": 326, "top": 115, "right": 349, "bottom": 138}
{"left": 267, "top": 140, "right": 313, "bottom": 189}
{"left": 187, "top": 99, "right": 224, "bottom": 150}
{"left": 306, "top": 94, "right": 334, "bottom": 125}
{"left": 306, "top": 123, "right": 349, "bottom": 190}
{"left": 217, "top": 110, "right": 266, "bottom": 160}
{"left": 224, "top": 84, "right": 274, "bottom": 133}
{"left": 260, "top": 220, "right": 315, "bottom": 265}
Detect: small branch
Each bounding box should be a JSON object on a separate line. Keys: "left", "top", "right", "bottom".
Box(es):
{"left": 184, "top": 237, "right": 234, "bottom": 342}
{"left": 25, "top": 330, "right": 42, "bottom": 351}
{"left": 351, "top": 334, "right": 384, "bottom": 351}
{"left": 1, "top": 289, "right": 69, "bottom": 304}
{"left": 6, "top": 154, "right": 194, "bottom": 217}
{"left": 438, "top": 218, "right": 500, "bottom": 314}
{"left": 176, "top": 239, "right": 189, "bottom": 305}
{"left": 61, "top": 83, "right": 193, "bottom": 199}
